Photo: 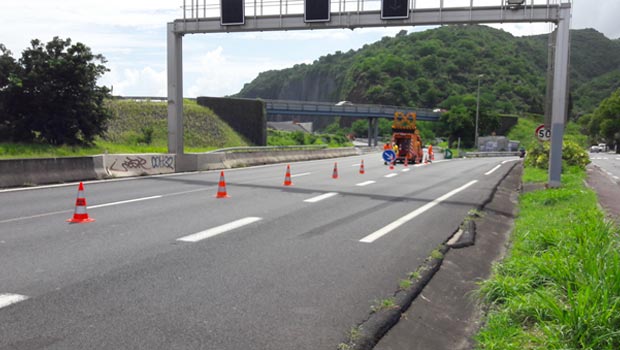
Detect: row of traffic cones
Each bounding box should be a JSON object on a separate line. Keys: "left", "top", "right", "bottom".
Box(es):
{"left": 66, "top": 161, "right": 370, "bottom": 223}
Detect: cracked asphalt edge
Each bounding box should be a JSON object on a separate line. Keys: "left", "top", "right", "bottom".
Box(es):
{"left": 338, "top": 161, "right": 520, "bottom": 350}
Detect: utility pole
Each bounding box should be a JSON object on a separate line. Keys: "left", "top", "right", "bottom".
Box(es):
{"left": 475, "top": 74, "right": 483, "bottom": 149}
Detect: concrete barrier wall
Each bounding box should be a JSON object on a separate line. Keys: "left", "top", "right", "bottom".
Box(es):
{"left": 0, "top": 157, "right": 106, "bottom": 188}
{"left": 196, "top": 148, "right": 359, "bottom": 170}
{"left": 0, "top": 148, "right": 361, "bottom": 188}
{"left": 103, "top": 154, "right": 176, "bottom": 177}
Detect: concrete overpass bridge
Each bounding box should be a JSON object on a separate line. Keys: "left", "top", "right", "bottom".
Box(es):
{"left": 264, "top": 99, "right": 442, "bottom": 146}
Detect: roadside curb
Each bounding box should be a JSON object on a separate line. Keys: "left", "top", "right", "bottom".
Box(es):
{"left": 345, "top": 244, "right": 449, "bottom": 350}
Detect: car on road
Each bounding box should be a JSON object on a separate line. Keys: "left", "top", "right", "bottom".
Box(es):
{"left": 591, "top": 143, "right": 608, "bottom": 153}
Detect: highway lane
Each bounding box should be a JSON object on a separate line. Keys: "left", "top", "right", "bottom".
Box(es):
{"left": 0, "top": 154, "right": 520, "bottom": 349}
{"left": 590, "top": 152, "right": 620, "bottom": 185}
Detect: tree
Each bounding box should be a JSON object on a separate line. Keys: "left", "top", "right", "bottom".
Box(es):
{"left": 0, "top": 37, "right": 110, "bottom": 145}
{"left": 593, "top": 89, "right": 620, "bottom": 152}
{"left": 0, "top": 45, "right": 22, "bottom": 140}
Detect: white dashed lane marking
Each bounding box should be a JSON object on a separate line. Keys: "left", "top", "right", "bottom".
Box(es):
{"left": 356, "top": 181, "right": 376, "bottom": 187}
{"left": 304, "top": 192, "right": 339, "bottom": 203}
{"left": 177, "top": 217, "right": 262, "bottom": 243}
{"left": 359, "top": 180, "right": 479, "bottom": 243}
{"left": 0, "top": 294, "right": 28, "bottom": 309}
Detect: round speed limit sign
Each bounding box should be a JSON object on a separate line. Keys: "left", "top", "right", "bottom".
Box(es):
{"left": 535, "top": 124, "right": 551, "bottom": 141}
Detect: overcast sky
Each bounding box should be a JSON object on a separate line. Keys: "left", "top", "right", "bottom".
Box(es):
{"left": 0, "top": 0, "right": 617, "bottom": 98}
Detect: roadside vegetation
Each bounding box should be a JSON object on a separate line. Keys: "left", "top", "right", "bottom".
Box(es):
{"left": 0, "top": 99, "right": 249, "bottom": 159}
{"left": 474, "top": 163, "right": 620, "bottom": 348}
{"left": 267, "top": 127, "right": 352, "bottom": 147}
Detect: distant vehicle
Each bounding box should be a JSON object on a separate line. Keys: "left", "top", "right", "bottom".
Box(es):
{"left": 590, "top": 145, "right": 602, "bottom": 153}
{"left": 506, "top": 0, "right": 525, "bottom": 9}
{"left": 335, "top": 101, "right": 354, "bottom": 106}
{"left": 598, "top": 143, "right": 608, "bottom": 152}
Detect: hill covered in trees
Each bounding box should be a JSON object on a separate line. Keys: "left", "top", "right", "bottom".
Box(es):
{"left": 237, "top": 25, "right": 620, "bottom": 120}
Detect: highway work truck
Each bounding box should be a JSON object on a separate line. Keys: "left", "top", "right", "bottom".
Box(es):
{"left": 391, "top": 112, "right": 423, "bottom": 164}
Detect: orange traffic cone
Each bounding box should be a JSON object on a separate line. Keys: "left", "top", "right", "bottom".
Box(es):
{"left": 389, "top": 159, "right": 395, "bottom": 170}
{"left": 283, "top": 164, "right": 293, "bottom": 186}
{"left": 216, "top": 171, "right": 230, "bottom": 198}
{"left": 359, "top": 160, "right": 365, "bottom": 174}
{"left": 404, "top": 157, "right": 409, "bottom": 168}
{"left": 332, "top": 162, "right": 339, "bottom": 179}
{"left": 67, "top": 182, "right": 95, "bottom": 223}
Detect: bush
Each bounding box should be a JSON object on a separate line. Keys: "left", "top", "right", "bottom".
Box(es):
{"left": 525, "top": 140, "right": 590, "bottom": 170}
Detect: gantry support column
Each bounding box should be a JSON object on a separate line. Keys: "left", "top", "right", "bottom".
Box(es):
{"left": 548, "top": 4, "right": 571, "bottom": 188}
{"left": 167, "top": 23, "right": 184, "bottom": 155}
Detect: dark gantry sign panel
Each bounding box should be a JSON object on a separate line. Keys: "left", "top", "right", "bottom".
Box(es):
{"left": 221, "top": 0, "right": 245, "bottom": 26}
{"left": 305, "top": 0, "right": 330, "bottom": 22}
{"left": 381, "top": 0, "right": 409, "bottom": 19}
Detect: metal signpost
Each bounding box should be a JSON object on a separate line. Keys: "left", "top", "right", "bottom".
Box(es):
{"left": 168, "top": 0, "right": 571, "bottom": 186}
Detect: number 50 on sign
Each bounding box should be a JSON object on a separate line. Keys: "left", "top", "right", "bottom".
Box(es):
{"left": 535, "top": 124, "right": 551, "bottom": 141}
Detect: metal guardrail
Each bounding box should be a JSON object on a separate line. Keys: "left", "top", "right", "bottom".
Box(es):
{"left": 206, "top": 145, "right": 329, "bottom": 153}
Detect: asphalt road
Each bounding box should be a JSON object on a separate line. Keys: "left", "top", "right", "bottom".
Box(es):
{"left": 590, "top": 151, "right": 620, "bottom": 185}
{"left": 0, "top": 153, "right": 519, "bottom": 350}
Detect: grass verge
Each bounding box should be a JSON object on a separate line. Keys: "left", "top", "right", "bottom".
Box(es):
{"left": 474, "top": 165, "right": 620, "bottom": 349}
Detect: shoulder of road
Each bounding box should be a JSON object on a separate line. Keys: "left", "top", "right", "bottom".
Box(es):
{"left": 364, "top": 160, "right": 620, "bottom": 350}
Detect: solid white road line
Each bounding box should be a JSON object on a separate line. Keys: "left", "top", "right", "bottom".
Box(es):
{"left": 356, "top": 181, "right": 376, "bottom": 187}
{"left": 0, "top": 294, "right": 28, "bottom": 309}
{"left": 291, "top": 172, "right": 311, "bottom": 178}
{"left": 385, "top": 173, "right": 398, "bottom": 178}
{"left": 359, "top": 180, "right": 478, "bottom": 243}
{"left": 0, "top": 195, "right": 167, "bottom": 224}
{"left": 304, "top": 192, "right": 339, "bottom": 203}
{"left": 89, "top": 196, "right": 163, "bottom": 209}
{"left": 485, "top": 165, "right": 502, "bottom": 176}
{"left": 177, "top": 217, "right": 262, "bottom": 243}
{"left": 501, "top": 159, "right": 520, "bottom": 164}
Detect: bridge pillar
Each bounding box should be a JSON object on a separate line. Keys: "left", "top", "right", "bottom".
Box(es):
{"left": 548, "top": 5, "right": 571, "bottom": 188}
{"left": 167, "top": 23, "right": 184, "bottom": 155}
{"left": 367, "top": 118, "right": 379, "bottom": 147}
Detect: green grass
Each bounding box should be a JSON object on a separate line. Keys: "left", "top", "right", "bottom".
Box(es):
{"left": 0, "top": 99, "right": 248, "bottom": 159}
{"left": 474, "top": 166, "right": 620, "bottom": 349}
{"left": 267, "top": 129, "right": 353, "bottom": 147}
{"left": 506, "top": 115, "right": 588, "bottom": 150}
{"left": 371, "top": 297, "right": 398, "bottom": 313}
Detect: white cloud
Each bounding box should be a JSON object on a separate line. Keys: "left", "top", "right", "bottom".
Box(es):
{"left": 185, "top": 46, "right": 306, "bottom": 97}
{"left": 3, "top": 0, "right": 618, "bottom": 99}
{"left": 100, "top": 66, "right": 166, "bottom": 97}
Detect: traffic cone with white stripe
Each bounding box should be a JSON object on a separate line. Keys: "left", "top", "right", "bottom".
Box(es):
{"left": 67, "top": 182, "right": 95, "bottom": 223}
{"left": 283, "top": 164, "right": 293, "bottom": 186}
{"left": 404, "top": 157, "right": 409, "bottom": 168}
{"left": 332, "top": 162, "right": 339, "bottom": 179}
{"left": 389, "top": 159, "right": 395, "bottom": 170}
{"left": 359, "top": 160, "right": 365, "bottom": 174}
{"left": 216, "top": 171, "right": 230, "bottom": 198}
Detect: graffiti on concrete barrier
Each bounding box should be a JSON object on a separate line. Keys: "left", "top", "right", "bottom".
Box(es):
{"left": 107, "top": 155, "right": 175, "bottom": 176}
{"left": 151, "top": 155, "right": 175, "bottom": 170}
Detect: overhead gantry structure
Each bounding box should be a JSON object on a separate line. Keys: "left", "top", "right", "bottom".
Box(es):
{"left": 168, "top": 0, "right": 571, "bottom": 186}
